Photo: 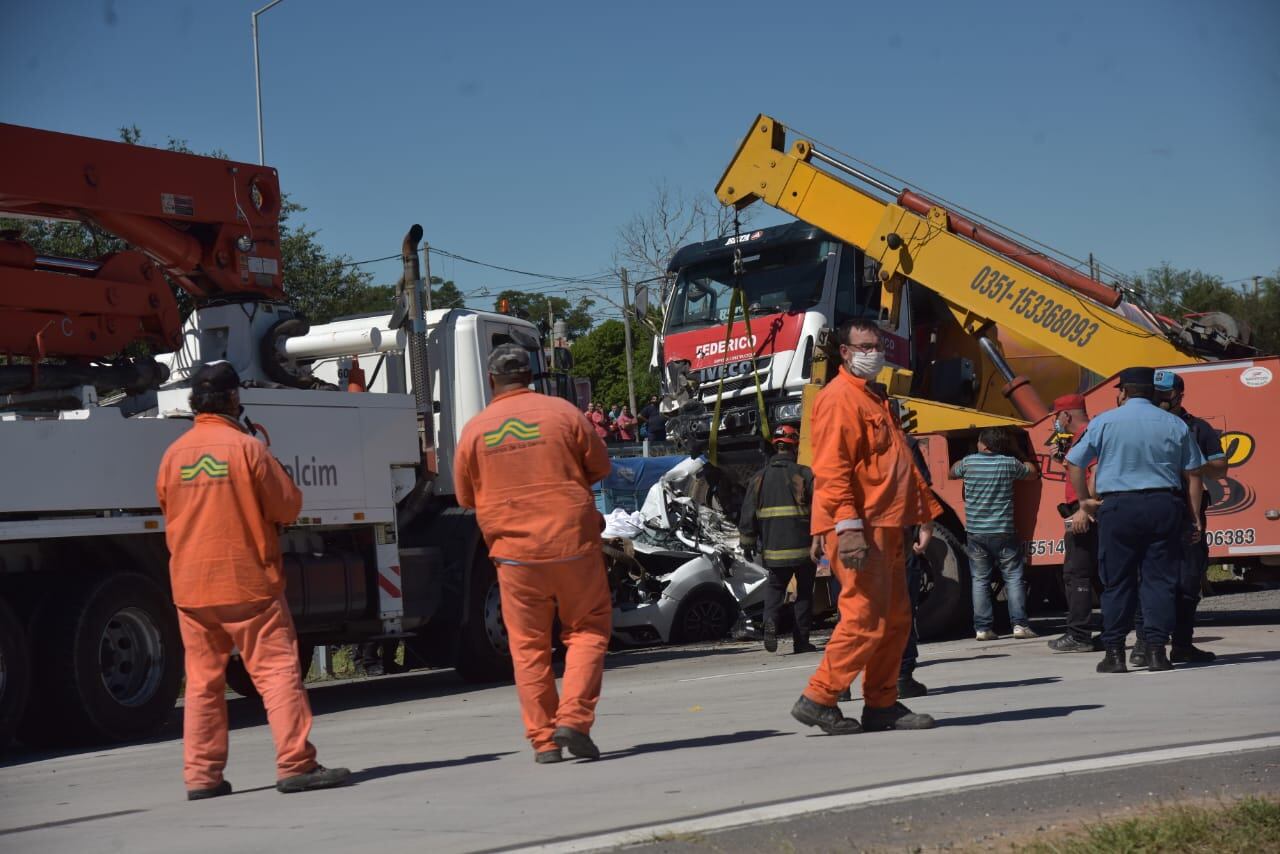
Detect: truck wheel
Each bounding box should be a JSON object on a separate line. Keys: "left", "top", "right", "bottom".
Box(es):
{"left": 226, "top": 642, "right": 316, "bottom": 699}
{"left": 454, "top": 552, "right": 513, "bottom": 683}
{"left": 27, "top": 573, "right": 182, "bottom": 745}
{"left": 915, "top": 522, "right": 971, "bottom": 640}
{"left": 0, "top": 596, "right": 31, "bottom": 751}
{"left": 671, "top": 586, "right": 738, "bottom": 643}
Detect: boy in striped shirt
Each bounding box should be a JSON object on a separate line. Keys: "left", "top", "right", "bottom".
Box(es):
{"left": 950, "top": 428, "right": 1039, "bottom": 640}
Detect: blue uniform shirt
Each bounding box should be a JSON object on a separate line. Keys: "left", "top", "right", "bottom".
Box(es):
{"left": 1066, "top": 397, "right": 1205, "bottom": 493}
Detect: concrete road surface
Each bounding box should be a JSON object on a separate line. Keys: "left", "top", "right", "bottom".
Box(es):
{"left": 2, "top": 613, "right": 1278, "bottom": 853}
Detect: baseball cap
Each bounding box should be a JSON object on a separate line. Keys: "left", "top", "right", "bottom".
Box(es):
{"left": 487, "top": 343, "right": 532, "bottom": 376}
{"left": 1154, "top": 369, "right": 1184, "bottom": 393}
{"left": 191, "top": 361, "right": 241, "bottom": 394}
{"left": 1052, "top": 393, "right": 1086, "bottom": 413}
{"left": 1114, "top": 366, "right": 1155, "bottom": 387}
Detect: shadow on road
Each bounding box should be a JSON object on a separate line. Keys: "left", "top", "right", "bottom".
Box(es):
{"left": 604, "top": 643, "right": 758, "bottom": 672}
{"left": 938, "top": 704, "right": 1104, "bottom": 727}
{"left": 0, "top": 809, "right": 149, "bottom": 838}
{"left": 349, "top": 751, "right": 518, "bottom": 784}
{"left": 918, "top": 653, "right": 1009, "bottom": 668}
{"left": 1174, "top": 649, "right": 1280, "bottom": 667}
{"left": 927, "top": 676, "right": 1062, "bottom": 697}
{"left": 599, "top": 729, "right": 788, "bottom": 761}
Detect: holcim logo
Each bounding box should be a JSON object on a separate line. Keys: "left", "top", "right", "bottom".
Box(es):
{"left": 280, "top": 456, "right": 339, "bottom": 487}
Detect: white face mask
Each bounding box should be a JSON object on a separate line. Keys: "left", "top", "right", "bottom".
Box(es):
{"left": 846, "top": 350, "right": 885, "bottom": 379}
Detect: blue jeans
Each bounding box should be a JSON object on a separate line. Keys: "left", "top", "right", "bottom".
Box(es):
{"left": 967, "top": 532, "right": 1028, "bottom": 632}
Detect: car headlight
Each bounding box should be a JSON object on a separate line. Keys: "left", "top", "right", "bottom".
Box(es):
{"left": 772, "top": 402, "right": 803, "bottom": 423}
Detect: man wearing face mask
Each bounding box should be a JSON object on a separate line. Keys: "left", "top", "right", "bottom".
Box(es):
{"left": 1143, "top": 369, "right": 1227, "bottom": 664}
{"left": 790, "top": 319, "right": 942, "bottom": 735}
{"left": 1066, "top": 367, "right": 1205, "bottom": 674}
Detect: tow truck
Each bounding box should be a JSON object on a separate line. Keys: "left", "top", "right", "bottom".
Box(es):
{"left": 671, "top": 115, "right": 1279, "bottom": 636}
{"left": 0, "top": 124, "right": 558, "bottom": 748}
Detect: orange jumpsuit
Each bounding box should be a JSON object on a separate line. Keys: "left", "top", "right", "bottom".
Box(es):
{"left": 156, "top": 413, "right": 314, "bottom": 790}
{"left": 455, "top": 389, "right": 612, "bottom": 753}
{"left": 804, "top": 369, "right": 942, "bottom": 709}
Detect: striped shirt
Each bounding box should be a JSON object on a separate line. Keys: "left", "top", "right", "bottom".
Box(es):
{"left": 951, "top": 452, "right": 1033, "bottom": 535}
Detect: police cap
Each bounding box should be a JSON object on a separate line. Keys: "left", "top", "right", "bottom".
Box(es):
{"left": 1154, "top": 369, "right": 1185, "bottom": 393}
{"left": 1114, "top": 366, "right": 1155, "bottom": 387}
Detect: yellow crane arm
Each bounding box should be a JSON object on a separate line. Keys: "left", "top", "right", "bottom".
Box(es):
{"left": 715, "top": 115, "right": 1198, "bottom": 379}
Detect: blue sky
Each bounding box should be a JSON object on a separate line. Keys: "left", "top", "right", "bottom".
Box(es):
{"left": 4, "top": 0, "right": 1277, "bottom": 317}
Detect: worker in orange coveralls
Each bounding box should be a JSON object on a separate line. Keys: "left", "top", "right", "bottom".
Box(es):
{"left": 790, "top": 319, "right": 943, "bottom": 735}
{"left": 455, "top": 344, "right": 613, "bottom": 764}
{"left": 156, "top": 362, "right": 349, "bottom": 800}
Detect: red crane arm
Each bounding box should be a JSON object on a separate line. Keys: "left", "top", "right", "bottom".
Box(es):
{"left": 0, "top": 123, "right": 284, "bottom": 359}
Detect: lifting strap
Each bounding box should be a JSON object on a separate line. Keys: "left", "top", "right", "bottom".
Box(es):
{"left": 708, "top": 216, "right": 771, "bottom": 465}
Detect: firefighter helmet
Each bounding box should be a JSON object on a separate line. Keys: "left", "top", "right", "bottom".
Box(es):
{"left": 771, "top": 424, "right": 800, "bottom": 448}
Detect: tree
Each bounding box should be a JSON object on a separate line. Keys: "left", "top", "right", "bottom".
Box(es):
{"left": 569, "top": 319, "right": 659, "bottom": 408}
{"left": 493, "top": 290, "right": 594, "bottom": 339}
{"left": 614, "top": 181, "right": 754, "bottom": 309}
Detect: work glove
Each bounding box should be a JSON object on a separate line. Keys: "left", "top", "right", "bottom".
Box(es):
{"left": 837, "top": 529, "right": 869, "bottom": 570}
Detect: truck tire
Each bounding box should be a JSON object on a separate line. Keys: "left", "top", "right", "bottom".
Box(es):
{"left": 0, "top": 596, "right": 31, "bottom": 751}
{"left": 915, "top": 522, "right": 971, "bottom": 640}
{"left": 226, "top": 643, "right": 316, "bottom": 700}
{"left": 26, "top": 573, "right": 182, "bottom": 745}
{"left": 454, "top": 551, "right": 513, "bottom": 683}
{"left": 670, "top": 585, "right": 738, "bottom": 643}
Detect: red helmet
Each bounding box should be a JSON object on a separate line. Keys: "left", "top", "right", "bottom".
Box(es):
{"left": 771, "top": 424, "right": 800, "bottom": 448}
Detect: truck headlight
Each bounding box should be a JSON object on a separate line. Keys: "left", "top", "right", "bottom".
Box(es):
{"left": 772, "top": 402, "right": 803, "bottom": 423}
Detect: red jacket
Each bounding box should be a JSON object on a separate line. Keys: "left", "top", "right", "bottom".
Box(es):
{"left": 156, "top": 414, "right": 302, "bottom": 608}
{"left": 455, "top": 389, "right": 611, "bottom": 563}
{"left": 809, "top": 369, "right": 941, "bottom": 534}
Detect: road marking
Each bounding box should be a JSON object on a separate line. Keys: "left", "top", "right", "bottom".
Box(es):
{"left": 501, "top": 734, "right": 1280, "bottom": 853}
{"left": 677, "top": 663, "right": 813, "bottom": 682}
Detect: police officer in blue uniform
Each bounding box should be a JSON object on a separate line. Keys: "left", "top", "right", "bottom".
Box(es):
{"left": 1065, "top": 367, "right": 1206, "bottom": 673}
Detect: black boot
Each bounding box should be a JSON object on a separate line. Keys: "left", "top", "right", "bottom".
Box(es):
{"left": 1097, "top": 649, "right": 1128, "bottom": 673}
{"left": 862, "top": 702, "right": 936, "bottom": 731}
{"left": 276, "top": 765, "right": 351, "bottom": 794}
{"left": 792, "top": 634, "right": 817, "bottom": 654}
{"left": 897, "top": 675, "right": 928, "bottom": 698}
{"left": 1129, "top": 639, "right": 1149, "bottom": 668}
{"left": 791, "top": 695, "right": 862, "bottom": 734}
{"left": 1171, "top": 644, "right": 1215, "bottom": 663}
{"left": 763, "top": 621, "right": 778, "bottom": 654}
{"left": 1147, "top": 645, "right": 1173, "bottom": 671}
{"left": 553, "top": 726, "right": 601, "bottom": 760}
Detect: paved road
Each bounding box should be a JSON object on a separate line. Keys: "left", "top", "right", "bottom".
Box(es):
{"left": 2, "top": 615, "right": 1278, "bottom": 853}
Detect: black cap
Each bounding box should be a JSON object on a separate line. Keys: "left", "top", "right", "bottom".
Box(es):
{"left": 487, "top": 343, "right": 532, "bottom": 376}
{"left": 191, "top": 361, "right": 241, "bottom": 394}
{"left": 1114, "top": 366, "right": 1155, "bottom": 387}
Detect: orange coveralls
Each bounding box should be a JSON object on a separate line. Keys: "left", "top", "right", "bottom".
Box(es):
{"left": 804, "top": 369, "right": 942, "bottom": 709}
{"left": 455, "top": 389, "right": 613, "bottom": 753}
{"left": 156, "top": 414, "right": 313, "bottom": 789}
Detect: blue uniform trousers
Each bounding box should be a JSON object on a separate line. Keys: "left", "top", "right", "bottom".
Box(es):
{"left": 1097, "top": 491, "right": 1185, "bottom": 649}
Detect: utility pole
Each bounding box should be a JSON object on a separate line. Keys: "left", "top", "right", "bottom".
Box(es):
{"left": 547, "top": 300, "right": 554, "bottom": 351}
{"left": 252, "top": 0, "right": 285, "bottom": 166}
{"left": 1088, "top": 252, "right": 1097, "bottom": 282}
{"left": 1253, "top": 276, "right": 1262, "bottom": 298}
{"left": 620, "top": 268, "right": 638, "bottom": 418}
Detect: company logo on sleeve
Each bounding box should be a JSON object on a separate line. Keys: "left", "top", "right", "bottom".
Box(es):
{"left": 484, "top": 418, "right": 542, "bottom": 447}
{"left": 180, "top": 454, "right": 229, "bottom": 481}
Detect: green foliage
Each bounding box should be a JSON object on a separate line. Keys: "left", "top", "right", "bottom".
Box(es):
{"left": 569, "top": 318, "right": 658, "bottom": 408}
{"left": 1013, "top": 797, "right": 1280, "bottom": 854}
{"left": 493, "top": 290, "right": 595, "bottom": 339}
{"left": 1131, "top": 263, "right": 1280, "bottom": 355}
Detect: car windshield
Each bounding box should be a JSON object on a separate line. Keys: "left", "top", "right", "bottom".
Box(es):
{"left": 665, "top": 241, "right": 829, "bottom": 334}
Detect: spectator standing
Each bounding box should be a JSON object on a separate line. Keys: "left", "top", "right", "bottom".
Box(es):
{"left": 645, "top": 408, "right": 668, "bottom": 444}
{"left": 1047, "top": 394, "right": 1099, "bottom": 653}
{"left": 614, "top": 405, "right": 638, "bottom": 443}
{"left": 950, "top": 428, "right": 1039, "bottom": 641}
{"left": 587, "top": 403, "right": 611, "bottom": 443}
{"left": 1066, "top": 367, "right": 1205, "bottom": 674}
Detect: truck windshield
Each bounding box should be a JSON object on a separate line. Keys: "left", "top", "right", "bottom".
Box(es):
{"left": 666, "top": 241, "right": 829, "bottom": 334}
